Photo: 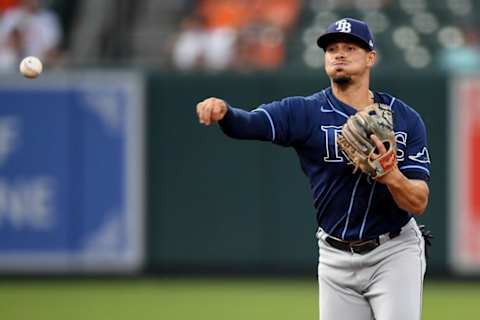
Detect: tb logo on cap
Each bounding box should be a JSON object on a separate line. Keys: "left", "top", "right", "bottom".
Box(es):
{"left": 335, "top": 19, "right": 351, "bottom": 33}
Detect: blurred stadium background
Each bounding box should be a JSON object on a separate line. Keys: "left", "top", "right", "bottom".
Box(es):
{"left": 1, "top": 0, "right": 480, "bottom": 319}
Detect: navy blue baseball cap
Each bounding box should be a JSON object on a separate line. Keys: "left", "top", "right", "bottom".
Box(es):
{"left": 317, "top": 18, "right": 374, "bottom": 51}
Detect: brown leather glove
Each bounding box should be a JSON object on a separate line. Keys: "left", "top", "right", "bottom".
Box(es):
{"left": 337, "top": 103, "right": 397, "bottom": 179}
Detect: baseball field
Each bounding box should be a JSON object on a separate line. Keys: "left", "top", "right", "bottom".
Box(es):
{"left": 0, "top": 277, "right": 478, "bottom": 319}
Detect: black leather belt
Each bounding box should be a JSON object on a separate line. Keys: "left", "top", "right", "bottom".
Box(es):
{"left": 325, "top": 230, "right": 401, "bottom": 254}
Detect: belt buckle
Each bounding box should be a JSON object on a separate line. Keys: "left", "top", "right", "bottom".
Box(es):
{"left": 349, "top": 245, "right": 356, "bottom": 254}
{"left": 350, "top": 240, "right": 378, "bottom": 254}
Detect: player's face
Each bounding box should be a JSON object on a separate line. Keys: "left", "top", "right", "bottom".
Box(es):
{"left": 324, "top": 41, "right": 376, "bottom": 84}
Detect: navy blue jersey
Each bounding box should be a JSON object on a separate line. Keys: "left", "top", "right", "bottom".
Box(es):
{"left": 219, "top": 87, "right": 430, "bottom": 240}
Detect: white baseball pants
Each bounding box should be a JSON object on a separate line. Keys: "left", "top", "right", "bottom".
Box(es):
{"left": 317, "top": 218, "right": 426, "bottom": 320}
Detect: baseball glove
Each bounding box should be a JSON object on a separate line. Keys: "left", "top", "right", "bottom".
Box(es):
{"left": 337, "top": 103, "right": 397, "bottom": 178}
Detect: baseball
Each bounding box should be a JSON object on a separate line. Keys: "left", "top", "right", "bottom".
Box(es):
{"left": 19, "top": 56, "right": 43, "bottom": 79}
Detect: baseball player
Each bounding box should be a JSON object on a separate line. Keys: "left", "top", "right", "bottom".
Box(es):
{"left": 196, "top": 18, "right": 430, "bottom": 320}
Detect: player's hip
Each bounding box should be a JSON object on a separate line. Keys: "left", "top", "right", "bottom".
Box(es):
{"left": 316, "top": 217, "right": 424, "bottom": 258}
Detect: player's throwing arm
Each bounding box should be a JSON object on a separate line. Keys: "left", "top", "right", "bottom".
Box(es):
{"left": 196, "top": 97, "right": 228, "bottom": 126}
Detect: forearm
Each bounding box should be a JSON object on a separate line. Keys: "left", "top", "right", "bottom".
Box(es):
{"left": 381, "top": 169, "right": 429, "bottom": 215}
{"left": 219, "top": 106, "right": 272, "bottom": 141}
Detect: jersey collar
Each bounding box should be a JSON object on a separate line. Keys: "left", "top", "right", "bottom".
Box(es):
{"left": 325, "top": 87, "right": 378, "bottom": 115}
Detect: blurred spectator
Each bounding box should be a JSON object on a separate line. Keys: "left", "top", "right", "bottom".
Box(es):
{"left": 234, "top": 0, "right": 300, "bottom": 71}
{"left": 0, "top": 27, "right": 19, "bottom": 71}
{"left": 173, "top": 12, "right": 238, "bottom": 71}
{"left": 198, "top": 0, "right": 251, "bottom": 31}
{"left": 172, "top": 0, "right": 301, "bottom": 72}
{"left": 255, "top": 0, "right": 300, "bottom": 32}
{"left": 235, "top": 22, "right": 285, "bottom": 71}
{"left": 172, "top": 14, "right": 206, "bottom": 70}
{"left": 0, "top": 0, "right": 19, "bottom": 70}
{"left": 173, "top": 0, "right": 250, "bottom": 71}
{"left": 0, "top": 0, "right": 62, "bottom": 72}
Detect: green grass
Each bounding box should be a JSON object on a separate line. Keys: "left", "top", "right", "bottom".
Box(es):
{"left": 0, "top": 278, "right": 478, "bottom": 319}
{"left": 423, "top": 282, "right": 480, "bottom": 319}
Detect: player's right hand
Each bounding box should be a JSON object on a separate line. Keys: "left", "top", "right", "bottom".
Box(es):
{"left": 196, "top": 97, "right": 228, "bottom": 126}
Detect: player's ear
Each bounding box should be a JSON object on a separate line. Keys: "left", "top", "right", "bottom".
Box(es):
{"left": 366, "top": 50, "right": 376, "bottom": 67}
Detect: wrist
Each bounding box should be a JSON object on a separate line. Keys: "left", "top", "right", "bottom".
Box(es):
{"left": 218, "top": 104, "right": 232, "bottom": 123}
{"left": 375, "top": 166, "right": 403, "bottom": 185}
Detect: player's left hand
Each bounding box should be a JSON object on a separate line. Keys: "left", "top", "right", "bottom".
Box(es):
{"left": 370, "top": 134, "right": 399, "bottom": 184}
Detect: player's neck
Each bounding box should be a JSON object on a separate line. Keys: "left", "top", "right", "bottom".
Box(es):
{"left": 331, "top": 82, "right": 372, "bottom": 111}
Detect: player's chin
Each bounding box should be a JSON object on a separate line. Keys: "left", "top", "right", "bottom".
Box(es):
{"left": 332, "top": 75, "right": 353, "bottom": 84}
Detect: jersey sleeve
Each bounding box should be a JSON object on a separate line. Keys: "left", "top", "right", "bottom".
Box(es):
{"left": 254, "top": 96, "right": 312, "bottom": 147}
{"left": 398, "top": 113, "right": 431, "bottom": 181}
{"left": 219, "top": 105, "right": 272, "bottom": 141}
